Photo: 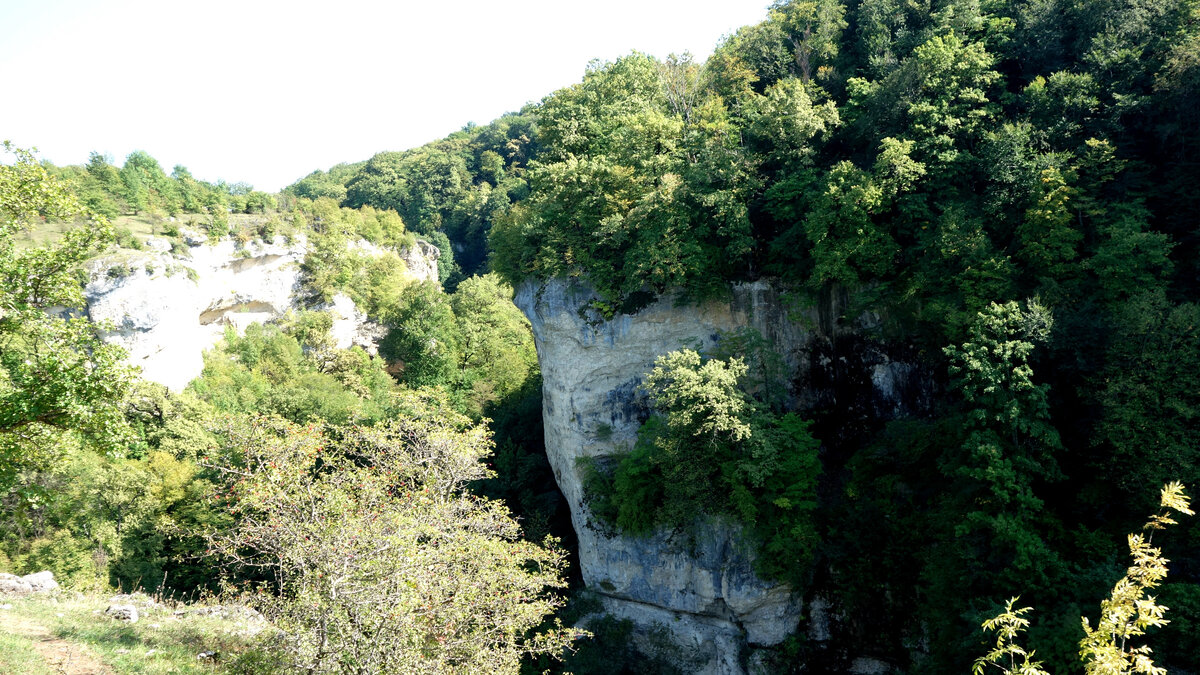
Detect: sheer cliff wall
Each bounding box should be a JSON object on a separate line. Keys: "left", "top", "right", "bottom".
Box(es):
{"left": 516, "top": 278, "right": 929, "bottom": 674}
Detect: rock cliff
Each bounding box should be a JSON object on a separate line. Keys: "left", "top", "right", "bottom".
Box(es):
{"left": 515, "top": 278, "right": 928, "bottom": 674}
{"left": 82, "top": 233, "right": 437, "bottom": 391}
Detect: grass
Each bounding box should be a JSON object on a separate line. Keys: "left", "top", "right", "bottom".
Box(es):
{"left": 0, "top": 628, "right": 56, "bottom": 674}
{"left": 13, "top": 212, "right": 276, "bottom": 252}
{"left": 1, "top": 591, "right": 271, "bottom": 674}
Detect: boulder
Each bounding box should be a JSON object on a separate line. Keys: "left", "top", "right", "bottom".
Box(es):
{"left": 0, "top": 574, "right": 33, "bottom": 595}
{"left": 22, "top": 571, "right": 59, "bottom": 593}
{"left": 0, "top": 571, "right": 58, "bottom": 595}
{"left": 106, "top": 604, "right": 139, "bottom": 623}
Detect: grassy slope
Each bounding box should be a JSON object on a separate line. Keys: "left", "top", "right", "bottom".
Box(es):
{"left": 0, "top": 591, "right": 268, "bottom": 674}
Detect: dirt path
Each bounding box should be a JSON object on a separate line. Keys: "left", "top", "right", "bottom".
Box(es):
{"left": 0, "top": 610, "right": 113, "bottom": 675}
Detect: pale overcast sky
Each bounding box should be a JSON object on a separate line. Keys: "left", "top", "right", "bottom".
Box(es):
{"left": 0, "top": 0, "right": 770, "bottom": 191}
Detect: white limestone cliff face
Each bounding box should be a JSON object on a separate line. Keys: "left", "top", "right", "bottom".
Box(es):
{"left": 83, "top": 234, "right": 437, "bottom": 391}
{"left": 398, "top": 239, "right": 441, "bottom": 283}
{"left": 515, "top": 278, "right": 923, "bottom": 674}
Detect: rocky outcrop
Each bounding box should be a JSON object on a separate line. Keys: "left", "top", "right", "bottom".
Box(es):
{"left": 316, "top": 292, "right": 388, "bottom": 356}
{"left": 400, "top": 239, "right": 441, "bottom": 283}
{"left": 83, "top": 235, "right": 437, "bottom": 391}
{"left": 0, "top": 571, "right": 59, "bottom": 595}
{"left": 515, "top": 278, "right": 927, "bottom": 674}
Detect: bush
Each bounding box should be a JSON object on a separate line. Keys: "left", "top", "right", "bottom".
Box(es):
{"left": 587, "top": 349, "right": 822, "bottom": 586}
{"left": 202, "top": 410, "right": 583, "bottom": 674}
{"left": 206, "top": 207, "right": 230, "bottom": 239}
{"left": 114, "top": 227, "right": 142, "bottom": 250}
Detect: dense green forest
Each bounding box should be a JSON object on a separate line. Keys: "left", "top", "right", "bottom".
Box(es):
{"left": 4, "top": 0, "right": 1200, "bottom": 672}
{"left": 287, "top": 1, "right": 1200, "bottom": 668}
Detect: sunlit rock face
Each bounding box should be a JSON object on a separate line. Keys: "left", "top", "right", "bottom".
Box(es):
{"left": 82, "top": 235, "right": 437, "bottom": 391}
{"left": 515, "top": 278, "right": 929, "bottom": 675}
{"left": 397, "top": 239, "right": 441, "bottom": 284}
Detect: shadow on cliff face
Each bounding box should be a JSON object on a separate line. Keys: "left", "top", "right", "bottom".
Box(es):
{"left": 475, "top": 374, "right": 582, "bottom": 586}
{"left": 786, "top": 291, "right": 943, "bottom": 672}
{"left": 800, "top": 332, "right": 937, "bottom": 456}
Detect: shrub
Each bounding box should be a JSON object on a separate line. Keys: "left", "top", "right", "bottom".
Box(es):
{"left": 587, "top": 349, "right": 822, "bottom": 586}
{"left": 114, "top": 227, "right": 142, "bottom": 250}
{"left": 206, "top": 207, "right": 230, "bottom": 239}
{"left": 201, "top": 409, "right": 582, "bottom": 674}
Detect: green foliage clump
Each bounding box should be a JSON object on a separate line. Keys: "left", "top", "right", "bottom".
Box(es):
{"left": 189, "top": 321, "right": 394, "bottom": 426}
{"left": 586, "top": 349, "right": 820, "bottom": 586}
{"left": 491, "top": 53, "right": 760, "bottom": 308}
{"left": 378, "top": 274, "right": 539, "bottom": 419}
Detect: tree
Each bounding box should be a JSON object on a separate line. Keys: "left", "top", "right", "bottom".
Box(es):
{"left": 905, "top": 31, "right": 1001, "bottom": 173}
{"left": 379, "top": 281, "right": 460, "bottom": 389}
{"left": 0, "top": 142, "right": 134, "bottom": 491}
{"left": 449, "top": 274, "right": 538, "bottom": 415}
{"left": 201, "top": 406, "right": 582, "bottom": 674}
{"left": 745, "top": 77, "right": 840, "bottom": 173}
{"left": 769, "top": 0, "right": 849, "bottom": 83}
{"left": 941, "top": 300, "right": 1063, "bottom": 582}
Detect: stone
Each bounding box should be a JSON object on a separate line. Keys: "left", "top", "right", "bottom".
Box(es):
{"left": 106, "top": 604, "right": 139, "bottom": 623}
{"left": 0, "top": 571, "right": 58, "bottom": 595}
{"left": 399, "top": 239, "right": 441, "bottom": 284}
{"left": 22, "top": 571, "right": 59, "bottom": 593}
{"left": 315, "top": 293, "right": 388, "bottom": 356}
{"left": 178, "top": 228, "right": 208, "bottom": 246}
{"left": 0, "top": 574, "right": 33, "bottom": 595}
{"left": 144, "top": 236, "right": 172, "bottom": 253}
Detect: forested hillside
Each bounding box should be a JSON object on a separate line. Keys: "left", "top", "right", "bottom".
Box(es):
{"left": 4, "top": 0, "right": 1200, "bottom": 672}
{"left": 284, "top": 0, "right": 1200, "bottom": 671}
